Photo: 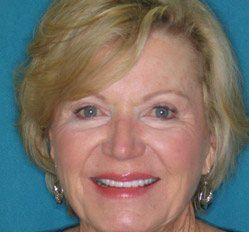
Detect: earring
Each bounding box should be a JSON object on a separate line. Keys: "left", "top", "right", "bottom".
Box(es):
{"left": 53, "top": 181, "right": 64, "bottom": 204}
{"left": 197, "top": 174, "right": 213, "bottom": 210}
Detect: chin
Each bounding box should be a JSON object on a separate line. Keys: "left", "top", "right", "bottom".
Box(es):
{"left": 85, "top": 211, "right": 156, "bottom": 232}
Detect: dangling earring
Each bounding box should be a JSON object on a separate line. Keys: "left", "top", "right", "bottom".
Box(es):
{"left": 197, "top": 174, "right": 213, "bottom": 210}
{"left": 53, "top": 180, "right": 64, "bottom": 204}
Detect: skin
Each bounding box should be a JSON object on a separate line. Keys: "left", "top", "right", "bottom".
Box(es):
{"left": 50, "top": 31, "right": 219, "bottom": 232}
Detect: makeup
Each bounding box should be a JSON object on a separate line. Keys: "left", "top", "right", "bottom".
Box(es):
{"left": 91, "top": 173, "right": 160, "bottom": 199}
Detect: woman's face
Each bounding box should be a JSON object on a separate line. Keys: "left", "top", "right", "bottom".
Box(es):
{"left": 50, "top": 32, "right": 214, "bottom": 231}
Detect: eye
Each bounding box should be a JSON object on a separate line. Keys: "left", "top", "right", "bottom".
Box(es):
{"left": 151, "top": 105, "right": 175, "bottom": 119}
{"left": 74, "top": 105, "right": 100, "bottom": 119}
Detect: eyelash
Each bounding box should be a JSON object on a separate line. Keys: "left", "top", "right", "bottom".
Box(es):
{"left": 73, "top": 104, "right": 177, "bottom": 121}
{"left": 74, "top": 105, "right": 102, "bottom": 119}
{"left": 149, "top": 104, "right": 177, "bottom": 120}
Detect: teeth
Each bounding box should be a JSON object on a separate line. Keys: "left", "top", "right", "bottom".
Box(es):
{"left": 96, "top": 178, "right": 158, "bottom": 188}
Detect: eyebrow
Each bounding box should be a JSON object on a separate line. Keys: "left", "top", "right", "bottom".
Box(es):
{"left": 79, "top": 90, "right": 190, "bottom": 104}
{"left": 83, "top": 93, "right": 106, "bottom": 101}
{"left": 94, "top": 93, "right": 106, "bottom": 100}
{"left": 142, "top": 90, "right": 190, "bottom": 102}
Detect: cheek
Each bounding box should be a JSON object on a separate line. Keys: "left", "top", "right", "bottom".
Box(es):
{"left": 144, "top": 126, "right": 207, "bottom": 174}
{"left": 51, "top": 126, "right": 102, "bottom": 173}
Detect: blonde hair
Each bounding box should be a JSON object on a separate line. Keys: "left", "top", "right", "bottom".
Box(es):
{"left": 18, "top": 0, "right": 249, "bottom": 210}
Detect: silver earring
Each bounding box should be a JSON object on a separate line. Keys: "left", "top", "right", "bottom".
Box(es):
{"left": 197, "top": 175, "right": 213, "bottom": 210}
{"left": 53, "top": 181, "right": 64, "bottom": 204}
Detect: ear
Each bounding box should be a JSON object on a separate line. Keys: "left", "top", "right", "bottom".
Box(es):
{"left": 49, "top": 130, "right": 55, "bottom": 160}
{"left": 202, "top": 134, "right": 216, "bottom": 175}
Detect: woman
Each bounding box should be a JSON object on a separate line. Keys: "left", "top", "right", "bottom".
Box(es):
{"left": 18, "top": 0, "right": 249, "bottom": 231}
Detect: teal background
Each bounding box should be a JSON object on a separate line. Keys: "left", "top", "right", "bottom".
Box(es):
{"left": 0, "top": 0, "right": 248, "bottom": 231}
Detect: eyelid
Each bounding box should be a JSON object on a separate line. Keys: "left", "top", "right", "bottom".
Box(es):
{"left": 73, "top": 104, "right": 108, "bottom": 119}
{"left": 73, "top": 105, "right": 94, "bottom": 114}
{"left": 152, "top": 104, "right": 177, "bottom": 113}
{"left": 143, "top": 103, "right": 177, "bottom": 119}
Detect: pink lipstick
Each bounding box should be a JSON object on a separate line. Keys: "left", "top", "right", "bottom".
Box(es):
{"left": 91, "top": 173, "right": 160, "bottom": 198}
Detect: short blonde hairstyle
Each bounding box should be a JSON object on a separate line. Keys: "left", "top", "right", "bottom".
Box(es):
{"left": 18, "top": 0, "right": 249, "bottom": 210}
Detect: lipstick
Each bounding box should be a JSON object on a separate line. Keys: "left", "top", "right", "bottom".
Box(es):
{"left": 91, "top": 173, "right": 160, "bottom": 199}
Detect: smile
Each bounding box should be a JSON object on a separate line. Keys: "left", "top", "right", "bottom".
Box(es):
{"left": 95, "top": 178, "right": 158, "bottom": 188}
{"left": 90, "top": 173, "right": 160, "bottom": 198}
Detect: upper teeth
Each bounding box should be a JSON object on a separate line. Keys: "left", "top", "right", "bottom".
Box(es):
{"left": 96, "top": 178, "right": 158, "bottom": 188}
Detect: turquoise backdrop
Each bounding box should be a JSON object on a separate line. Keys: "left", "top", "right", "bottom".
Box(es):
{"left": 1, "top": 0, "right": 248, "bottom": 231}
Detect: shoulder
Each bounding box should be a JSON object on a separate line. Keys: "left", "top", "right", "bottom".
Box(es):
{"left": 63, "top": 226, "right": 80, "bottom": 232}
{"left": 197, "top": 220, "right": 227, "bottom": 232}
{"left": 43, "top": 225, "right": 79, "bottom": 232}
{"left": 197, "top": 220, "right": 242, "bottom": 232}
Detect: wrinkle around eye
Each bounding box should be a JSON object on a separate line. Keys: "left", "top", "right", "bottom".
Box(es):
{"left": 62, "top": 116, "right": 111, "bottom": 130}
{"left": 51, "top": 110, "right": 110, "bottom": 132}
{"left": 140, "top": 117, "right": 178, "bottom": 129}
{"left": 140, "top": 107, "right": 197, "bottom": 130}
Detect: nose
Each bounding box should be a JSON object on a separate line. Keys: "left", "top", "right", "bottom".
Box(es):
{"left": 101, "top": 118, "right": 146, "bottom": 161}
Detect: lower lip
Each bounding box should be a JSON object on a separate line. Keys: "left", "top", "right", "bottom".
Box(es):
{"left": 91, "top": 175, "right": 159, "bottom": 199}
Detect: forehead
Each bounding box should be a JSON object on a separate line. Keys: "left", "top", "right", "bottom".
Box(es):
{"left": 99, "top": 31, "right": 203, "bottom": 103}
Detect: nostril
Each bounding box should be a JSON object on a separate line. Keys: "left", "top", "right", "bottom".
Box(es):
{"left": 101, "top": 136, "right": 146, "bottom": 160}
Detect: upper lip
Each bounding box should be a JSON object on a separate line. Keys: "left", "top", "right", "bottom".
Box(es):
{"left": 91, "top": 172, "right": 160, "bottom": 181}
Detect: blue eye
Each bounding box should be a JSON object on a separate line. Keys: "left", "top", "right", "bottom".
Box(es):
{"left": 153, "top": 105, "right": 174, "bottom": 119}
{"left": 75, "top": 105, "right": 98, "bottom": 119}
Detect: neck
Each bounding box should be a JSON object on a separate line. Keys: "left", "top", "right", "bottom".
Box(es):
{"left": 159, "top": 204, "right": 199, "bottom": 232}
{"left": 77, "top": 204, "right": 200, "bottom": 232}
